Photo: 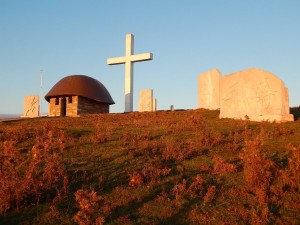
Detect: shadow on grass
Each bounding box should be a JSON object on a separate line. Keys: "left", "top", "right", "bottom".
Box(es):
{"left": 0, "top": 206, "right": 41, "bottom": 225}
{"left": 107, "top": 188, "right": 161, "bottom": 223}
{"left": 64, "top": 127, "right": 92, "bottom": 138}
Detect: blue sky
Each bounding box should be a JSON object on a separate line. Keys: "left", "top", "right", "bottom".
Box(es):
{"left": 1, "top": 0, "right": 299, "bottom": 114}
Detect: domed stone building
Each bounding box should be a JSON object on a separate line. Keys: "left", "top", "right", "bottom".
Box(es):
{"left": 45, "top": 75, "right": 114, "bottom": 117}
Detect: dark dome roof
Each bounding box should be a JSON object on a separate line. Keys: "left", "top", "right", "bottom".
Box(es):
{"left": 45, "top": 75, "right": 115, "bottom": 105}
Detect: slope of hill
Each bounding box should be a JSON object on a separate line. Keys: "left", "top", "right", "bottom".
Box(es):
{"left": 0, "top": 109, "right": 299, "bottom": 224}
{"left": 0, "top": 114, "right": 21, "bottom": 119}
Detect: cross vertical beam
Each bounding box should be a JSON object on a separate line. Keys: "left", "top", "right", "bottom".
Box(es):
{"left": 125, "top": 34, "right": 133, "bottom": 112}
{"left": 107, "top": 33, "right": 153, "bottom": 112}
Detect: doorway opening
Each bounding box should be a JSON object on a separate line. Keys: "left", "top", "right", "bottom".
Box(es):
{"left": 61, "top": 97, "right": 67, "bottom": 116}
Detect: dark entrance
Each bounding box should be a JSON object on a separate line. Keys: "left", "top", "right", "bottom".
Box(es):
{"left": 61, "top": 97, "right": 67, "bottom": 116}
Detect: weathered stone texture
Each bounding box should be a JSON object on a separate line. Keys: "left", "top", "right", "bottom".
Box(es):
{"left": 77, "top": 96, "right": 109, "bottom": 114}
{"left": 23, "top": 95, "right": 39, "bottom": 117}
{"left": 219, "top": 68, "right": 294, "bottom": 122}
{"left": 198, "top": 69, "right": 221, "bottom": 110}
{"left": 66, "top": 96, "right": 78, "bottom": 116}
{"left": 48, "top": 96, "right": 108, "bottom": 117}
{"left": 48, "top": 98, "right": 61, "bottom": 116}
{"left": 139, "top": 90, "right": 153, "bottom": 112}
{"left": 152, "top": 98, "right": 157, "bottom": 112}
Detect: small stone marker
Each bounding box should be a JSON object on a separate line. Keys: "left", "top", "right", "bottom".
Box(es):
{"left": 152, "top": 98, "right": 157, "bottom": 112}
{"left": 23, "top": 95, "right": 39, "bottom": 117}
{"left": 170, "top": 105, "right": 174, "bottom": 111}
{"left": 198, "top": 69, "right": 221, "bottom": 110}
{"left": 219, "top": 68, "right": 294, "bottom": 122}
{"left": 139, "top": 89, "right": 154, "bottom": 112}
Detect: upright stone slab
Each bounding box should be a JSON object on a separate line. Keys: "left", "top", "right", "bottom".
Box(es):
{"left": 23, "top": 95, "right": 39, "bottom": 117}
{"left": 220, "top": 68, "right": 294, "bottom": 122}
{"left": 198, "top": 69, "right": 221, "bottom": 109}
{"left": 139, "top": 89, "right": 153, "bottom": 112}
{"left": 152, "top": 98, "right": 157, "bottom": 112}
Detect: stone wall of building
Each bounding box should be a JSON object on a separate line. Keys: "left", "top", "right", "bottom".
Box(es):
{"left": 48, "top": 96, "right": 78, "bottom": 117}
{"left": 78, "top": 96, "right": 109, "bottom": 114}
{"left": 66, "top": 96, "right": 78, "bottom": 117}
{"left": 48, "top": 96, "right": 109, "bottom": 117}
{"left": 48, "top": 98, "right": 62, "bottom": 116}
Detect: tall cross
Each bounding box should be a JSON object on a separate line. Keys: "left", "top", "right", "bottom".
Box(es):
{"left": 107, "top": 33, "right": 153, "bottom": 112}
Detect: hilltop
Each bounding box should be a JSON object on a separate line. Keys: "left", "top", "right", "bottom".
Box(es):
{"left": 0, "top": 114, "right": 21, "bottom": 119}
{"left": 0, "top": 109, "right": 299, "bottom": 224}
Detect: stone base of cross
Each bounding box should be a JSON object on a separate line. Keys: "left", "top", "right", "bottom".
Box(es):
{"left": 107, "top": 33, "right": 153, "bottom": 112}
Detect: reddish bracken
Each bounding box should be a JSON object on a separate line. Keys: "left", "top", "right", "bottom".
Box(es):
{"left": 129, "top": 162, "right": 171, "bottom": 187}
{"left": 0, "top": 108, "right": 299, "bottom": 224}
{"left": 212, "top": 156, "right": 236, "bottom": 174}
{"left": 0, "top": 124, "right": 68, "bottom": 214}
{"left": 73, "top": 188, "right": 105, "bottom": 225}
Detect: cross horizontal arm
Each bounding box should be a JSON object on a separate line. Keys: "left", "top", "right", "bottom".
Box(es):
{"left": 107, "top": 56, "right": 126, "bottom": 65}
{"left": 130, "top": 53, "right": 153, "bottom": 62}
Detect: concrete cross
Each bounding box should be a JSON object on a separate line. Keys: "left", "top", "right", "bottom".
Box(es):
{"left": 107, "top": 33, "right": 153, "bottom": 112}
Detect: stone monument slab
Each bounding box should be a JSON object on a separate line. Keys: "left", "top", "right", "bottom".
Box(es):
{"left": 198, "top": 69, "right": 221, "bottom": 110}
{"left": 139, "top": 89, "right": 153, "bottom": 112}
{"left": 23, "top": 95, "right": 39, "bottom": 117}
{"left": 219, "top": 68, "right": 294, "bottom": 122}
{"left": 152, "top": 98, "right": 157, "bottom": 112}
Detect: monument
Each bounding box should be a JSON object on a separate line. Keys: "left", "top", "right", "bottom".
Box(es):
{"left": 219, "top": 68, "right": 293, "bottom": 122}
{"left": 23, "top": 95, "right": 39, "bottom": 117}
{"left": 152, "top": 98, "right": 157, "bottom": 112}
{"left": 198, "top": 68, "right": 294, "bottom": 122}
{"left": 107, "top": 33, "right": 153, "bottom": 112}
{"left": 198, "top": 69, "right": 221, "bottom": 109}
{"left": 138, "top": 89, "right": 157, "bottom": 112}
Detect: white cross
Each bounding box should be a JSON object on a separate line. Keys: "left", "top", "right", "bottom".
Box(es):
{"left": 107, "top": 33, "right": 153, "bottom": 112}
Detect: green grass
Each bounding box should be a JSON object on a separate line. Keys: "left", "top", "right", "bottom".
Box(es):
{"left": 0, "top": 109, "right": 299, "bottom": 224}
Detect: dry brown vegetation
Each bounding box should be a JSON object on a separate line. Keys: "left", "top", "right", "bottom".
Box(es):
{"left": 0, "top": 109, "right": 299, "bottom": 224}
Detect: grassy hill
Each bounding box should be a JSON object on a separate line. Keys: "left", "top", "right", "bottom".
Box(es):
{"left": 0, "top": 109, "right": 299, "bottom": 225}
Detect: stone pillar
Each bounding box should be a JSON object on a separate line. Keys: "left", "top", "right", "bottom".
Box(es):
{"left": 139, "top": 89, "right": 153, "bottom": 112}
{"left": 219, "top": 68, "right": 294, "bottom": 122}
{"left": 23, "top": 95, "right": 39, "bottom": 117}
{"left": 198, "top": 69, "right": 221, "bottom": 110}
{"left": 152, "top": 98, "right": 157, "bottom": 112}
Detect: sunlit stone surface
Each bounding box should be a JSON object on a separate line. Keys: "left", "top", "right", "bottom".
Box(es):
{"left": 219, "top": 68, "right": 294, "bottom": 122}
{"left": 107, "top": 33, "right": 153, "bottom": 112}
{"left": 139, "top": 89, "right": 153, "bottom": 112}
{"left": 198, "top": 69, "right": 221, "bottom": 110}
{"left": 152, "top": 98, "right": 157, "bottom": 112}
{"left": 23, "top": 95, "right": 39, "bottom": 117}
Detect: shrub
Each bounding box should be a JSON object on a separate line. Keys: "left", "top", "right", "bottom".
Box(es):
{"left": 0, "top": 125, "right": 68, "bottom": 214}
{"left": 129, "top": 162, "right": 171, "bottom": 187}
{"left": 212, "top": 156, "right": 236, "bottom": 174}
{"left": 239, "top": 136, "right": 276, "bottom": 223}
{"left": 240, "top": 137, "right": 275, "bottom": 204}
{"left": 73, "top": 189, "right": 105, "bottom": 225}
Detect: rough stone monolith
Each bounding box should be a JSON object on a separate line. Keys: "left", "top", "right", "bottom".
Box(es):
{"left": 219, "top": 68, "right": 294, "bottom": 122}
{"left": 198, "top": 69, "right": 221, "bottom": 110}
{"left": 139, "top": 89, "right": 153, "bottom": 112}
